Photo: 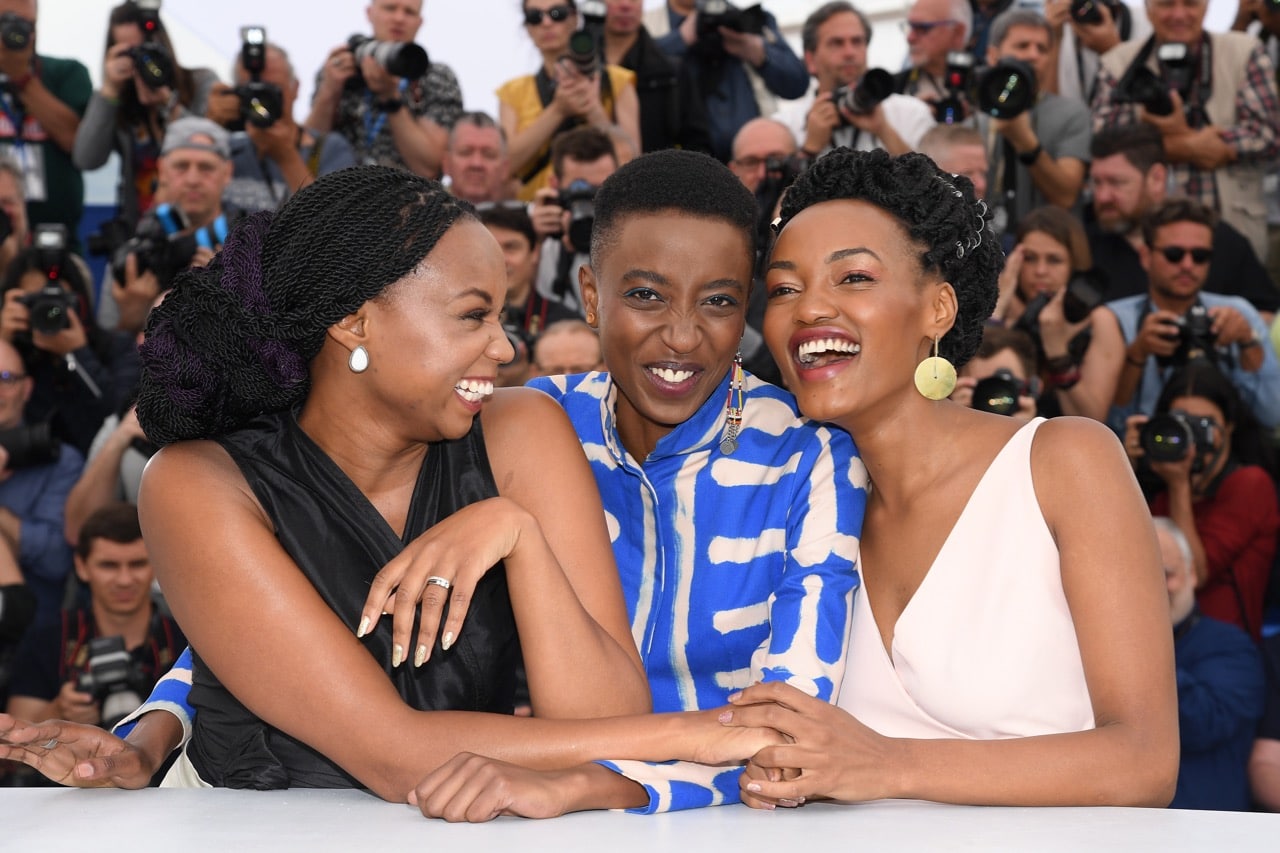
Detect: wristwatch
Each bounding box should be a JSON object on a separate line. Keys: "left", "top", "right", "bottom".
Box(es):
{"left": 1240, "top": 329, "right": 1263, "bottom": 349}
{"left": 1016, "top": 143, "right": 1043, "bottom": 166}
{"left": 374, "top": 97, "right": 404, "bottom": 114}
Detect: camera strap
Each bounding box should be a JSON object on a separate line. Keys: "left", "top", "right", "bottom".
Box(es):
{"left": 1128, "top": 34, "right": 1214, "bottom": 128}
{"left": 360, "top": 78, "right": 408, "bottom": 152}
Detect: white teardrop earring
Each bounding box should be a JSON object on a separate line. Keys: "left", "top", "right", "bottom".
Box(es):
{"left": 348, "top": 345, "right": 369, "bottom": 374}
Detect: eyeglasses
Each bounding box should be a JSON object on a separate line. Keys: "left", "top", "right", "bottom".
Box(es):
{"left": 1154, "top": 245, "right": 1213, "bottom": 265}
{"left": 524, "top": 4, "right": 575, "bottom": 26}
{"left": 0, "top": 370, "right": 27, "bottom": 386}
{"left": 901, "top": 19, "right": 957, "bottom": 36}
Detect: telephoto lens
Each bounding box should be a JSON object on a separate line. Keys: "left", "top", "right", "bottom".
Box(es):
{"left": 976, "top": 58, "right": 1037, "bottom": 119}
{"left": 970, "top": 369, "right": 1023, "bottom": 416}
{"left": 347, "top": 34, "right": 430, "bottom": 79}
{"left": 833, "top": 69, "right": 894, "bottom": 121}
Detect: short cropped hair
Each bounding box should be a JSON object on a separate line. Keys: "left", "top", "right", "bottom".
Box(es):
{"left": 76, "top": 503, "right": 143, "bottom": 559}
{"left": 988, "top": 8, "right": 1051, "bottom": 49}
{"left": 479, "top": 203, "right": 536, "bottom": 248}
{"left": 551, "top": 127, "right": 616, "bottom": 180}
{"left": 802, "top": 2, "right": 872, "bottom": 54}
{"left": 1090, "top": 123, "right": 1165, "bottom": 174}
{"left": 974, "top": 325, "right": 1037, "bottom": 379}
{"left": 1140, "top": 198, "right": 1217, "bottom": 248}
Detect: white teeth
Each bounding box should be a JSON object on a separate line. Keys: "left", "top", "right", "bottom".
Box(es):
{"left": 455, "top": 379, "right": 494, "bottom": 403}
{"left": 796, "top": 338, "right": 860, "bottom": 364}
{"left": 649, "top": 367, "right": 695, "bottom": 384}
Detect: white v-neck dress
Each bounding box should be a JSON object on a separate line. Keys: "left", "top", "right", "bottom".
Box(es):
{"left": 836, "top": 418, "right": 1095, "bottom": 739}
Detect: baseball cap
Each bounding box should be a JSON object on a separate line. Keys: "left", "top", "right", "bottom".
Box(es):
{"left": 161, "top": 117, "right": 231, "bottom": 159}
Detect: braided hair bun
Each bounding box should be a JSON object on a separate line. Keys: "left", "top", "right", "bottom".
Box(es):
{"left": 137, "top": 166, "right": 473, "bottom": 446}
{"left": 774, "top": 148, "right": 1002, "bottom": 367}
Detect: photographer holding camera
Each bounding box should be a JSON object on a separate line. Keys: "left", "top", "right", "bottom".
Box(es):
{"left": 645, "top": 0, "right": 809, "bottom": 163}
{"left": 223, "top": 39, "right": 356, "bottom": 213}
{"left": 72, "top": 2, "right": 220, "bottom": 230}
{"left": 99, "top": 117, "right": 238, "bottom": 337}
{"left": 951, "top": 324, "right": 1040, "bottom": 421}
{"left": 0, "top": 338, "right": 79, "bottom": 634}
{"left": 979, "top": 8, "right": 1091, "bottom": 235}
{"left": 1122, "top": 363, "right": 1278, "bottom": 642}
{"left": 1042, "top": 0, "right": 1150, "bottom": 105}
{"left": 5, "top": 503, "right": 184, "bottom": 740}
{"left": 1104, "top": 198, "right": 1280, "bottom": 438}
{"left": 0, "top": 0, "right": 91, "bottom": 248}
{"left": 305, "top": 0, "right": 461, "bottom": 178}
{"left": 1092, "top": 0, "right": 1280, "bottom": 263}
{"left": 773, "top": 3, "right": 935, "bottom": 160}
{"left": 0, "top": 233, "right": 138, "bottom": 456}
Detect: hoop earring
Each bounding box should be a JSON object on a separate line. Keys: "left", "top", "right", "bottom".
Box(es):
{"left": 913, "top": 335, "right": 955, "bottom": 400}
{"left": 348, "top": 345, "right": 370, "bottom": 374}
{"left": 719, "top": 350, "right": 745, "bottom": 455}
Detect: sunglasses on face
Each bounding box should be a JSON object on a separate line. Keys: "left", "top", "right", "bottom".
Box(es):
{"left": 524, "top": 4, "right": 574, "bottom": 25}
{"left": 1154, "top": 245, "right": 1213, "bottom": 265}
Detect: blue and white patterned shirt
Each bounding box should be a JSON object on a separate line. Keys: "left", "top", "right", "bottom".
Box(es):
{"left": 529, "top": 370, "right": 866, "bottom": 813}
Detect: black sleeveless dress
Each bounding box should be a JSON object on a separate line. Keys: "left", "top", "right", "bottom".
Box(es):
{"left": 186, "top": 411, "right": 519, "bottom": 789}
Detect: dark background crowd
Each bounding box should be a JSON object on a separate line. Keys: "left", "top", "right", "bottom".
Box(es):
{"left": 0, "top": 0, "right": 1277, "bottom": 814}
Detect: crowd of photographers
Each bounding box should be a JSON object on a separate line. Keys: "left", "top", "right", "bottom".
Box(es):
{"left": 0, "top": 0, "right": 1276, "bottom": 807}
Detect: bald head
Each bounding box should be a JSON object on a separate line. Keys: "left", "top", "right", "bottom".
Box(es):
{"left": 729, "top": 118, "right": 798, "bottom": 194}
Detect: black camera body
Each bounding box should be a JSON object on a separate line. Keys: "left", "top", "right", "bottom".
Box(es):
{"left": 693, "top": 0, "right": 766, "bottom": 59}
{"left": 556, "top": 180, "right": 599, "bottom": 255}
{"left": 1116, "top": 42, "right": 1192, "bottom": 118}
{"left": 1140, "top": 410, "right": 1218, "bottom": 464}
{"left": 1015, "top": 269, "right": 1109, "bottom": 343}
{"left": 934, "top": 52, "right": 975, "bottom": 124}
{"left": 0, "top": 11, "right": 32, "bottom": 52}
{"left": 565, "top": 0, "right": 607, "bottom": 78}
{"left": 110, "top": 205, "right": 210, "bottom": 290}
{"left": 18, "top": 283, "right": 75, "bottom": 336}
{"left": 347, "top": 34, "right": 430, "bottom": 80}
{"left": 236, "top": 26, "right": 282, "bottom": 128}
{"left": 0, "top": 421, "right": 60, "bottom": 469}
{"left": 1069, "top": 0, "right": 1131, "bottom": 29}
{"left": 976, "top": 57, "right": 1037, "bottom": 119}
{"left": 1156, "top": 303, "right": 1216, "bottom": 368}
{"left": 76, "top": 635, "right": 149, "bottom": 730}
{"left": 128, "top": 41, "right": 174, "bottom": 91}
{"left": 971, "top": 368, "right": 1027, "bottom": 416}
{"left": 833, "top": 69, "right": 894, "bottom": 123}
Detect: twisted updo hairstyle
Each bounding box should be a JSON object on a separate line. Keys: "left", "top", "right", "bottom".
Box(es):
{"left": 136, "top": 165, "right": 474, "bottom": 446}
{"left": 772, "top": 148, "right": 1002, "bottom": 367}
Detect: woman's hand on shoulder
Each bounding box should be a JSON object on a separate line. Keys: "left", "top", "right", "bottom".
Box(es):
{"left": 360, "top": 496, "right": 533, "bottom": 669}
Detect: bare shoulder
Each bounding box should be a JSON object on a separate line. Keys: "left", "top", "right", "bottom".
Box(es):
{"left": 479, "top": 387, "right": 586, "bottom": 489}
{"left": 139, "top": 440, "right": 268, "bottom": 526}
{"left": 1031, "top": 416, "right": 1126, "bottom": 472}
{"left": 1030, "top": 417, "right": 1142, "bottom": 524}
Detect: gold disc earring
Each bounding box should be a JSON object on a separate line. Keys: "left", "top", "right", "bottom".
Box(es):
{"left": 914, "top": 335, "right": 956, "bottom": 400}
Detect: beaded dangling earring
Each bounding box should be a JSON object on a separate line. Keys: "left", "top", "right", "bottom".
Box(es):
{"left": 913, "top": 335, "right": 955, "bottom": 400}
{"left": 719, "top": 350, "right": 745, "bottom": 454}
{"left": 348, "top": 345, "right": 370, "bottom": 374}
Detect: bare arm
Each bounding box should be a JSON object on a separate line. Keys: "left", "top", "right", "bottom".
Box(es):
{"left": 1250, "top": 738, "right": 1280, "bottom": 812}
{"left": 1053, "top": 305, "right": 1124, "bottom": 422}
{"left": 64, "top": 411, "right": 143, "bottom": 544}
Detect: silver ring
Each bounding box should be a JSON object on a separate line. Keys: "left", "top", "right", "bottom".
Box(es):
{"left": 425, "top": 576, "right": 452, "bottom": 591}
{"left": 41, "top": 738, "right": 57, "bottom": 749}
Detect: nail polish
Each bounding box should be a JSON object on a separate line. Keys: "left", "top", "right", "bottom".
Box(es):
{"left": 441, "top": 631, "right": 454, "bottom": 651}
{"left": 357, "top": 616, "right": 371, "bottom": 638}
{"left": 414, "top": 644, "right": 427, "bottom": 667}
{"left": 392, "top": 643, "right": 404, "bottom": 667}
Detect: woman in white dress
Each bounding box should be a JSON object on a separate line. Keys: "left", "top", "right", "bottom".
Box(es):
{"left": 719, "top": 147, "right": 1178, "bottom": 808}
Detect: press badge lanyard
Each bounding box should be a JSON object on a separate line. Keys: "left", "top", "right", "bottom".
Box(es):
{"left": 362, "top": 78, "right": 408, "bottom": 150}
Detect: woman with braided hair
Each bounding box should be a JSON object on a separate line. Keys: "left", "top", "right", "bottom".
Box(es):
{"left": 718, "top": 148, "right": 1179, "bottom": 807}
{"left": 0, "top": 165, "right": 653, "bottom": 796}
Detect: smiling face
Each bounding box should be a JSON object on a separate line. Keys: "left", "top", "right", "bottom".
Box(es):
{"left": 582, "top": 212, "right": 751, "bottom": 459}
{"left": 764, "top": 199, "right": 952, "bottom": 428}
{"left": 349, "top": 219, "right": 515, "bottom": 442}
{"left": 77, "top": 537, "right": 155, "bottom": 621}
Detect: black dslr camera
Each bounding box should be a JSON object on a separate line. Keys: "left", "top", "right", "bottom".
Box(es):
{"left": 110, "top": 204, "right": 212, "bottom": 291}
{"left": 127, "top": 0, "right": 175, "bottom": 91}
{"left": 1116, "top": 42, "right": 1194, "bottom": 118}
{"left": 0, "top": 421, "right": 60, "bottom": 470}
{"left": 832, "top": 69, "right": 894, "bottom": 123}
{"left": 1156, "top": 303, "right": 1217, "bottom": 368}
{"left": 18, "top": 225, "right": 76, "bottom": 335}
{"left": 970, "top": 369, "right": 1034, "bottom": 416}
{"left": 976, "top": 58, "right": 1037, "bottom": 119}
{"left": 564, "top": 1, "right": 606, "bottom": 78}
{"left": 235, "top": 26, "right": 282, "bottom": 128}
{"left": 347, "top": 34, "right": 430, "bottom": 80}
{"left": 1070, "top": 0, "right": 1132, "bottom": 31}
{"left": 693, "top": 0, "right": 767, "bottom": 58}
{"left": 76, "top": 636, "right": 149, "bottom": 730}
{"left": 1140, "top": 410, "right": 1218, "bottom": 467}
{"left": 0, "top": 10, "right": 32, "bottom": 51}
{"left": 1015, "top": 269, "right": 1110, "bottom": 341}
{"left": 934, "top": 52, "right": 974, "bottom": 124}
{"left": 555, "top": 179, "right": 599, "bottom": 255}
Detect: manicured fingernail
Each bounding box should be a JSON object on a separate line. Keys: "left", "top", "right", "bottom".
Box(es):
{"left": 414, "top": 644, "right": 427, "bottom": 668}
{"left": 441, "top": 631, "right": 454, "bottom": 651}
{"left": 747, "top": 782, "right": 762, "bottom": 793}
{"left": 718, "top": 710, "right": 733, "bottom": 723}
{"left": 392, "top": 644, "right": 404, "bottom": 667}
{"left": 727, "top": 691, "right": 741, "bottom": 702}
{"left": 357, "top": 616, "right": 370, "bottom": 638}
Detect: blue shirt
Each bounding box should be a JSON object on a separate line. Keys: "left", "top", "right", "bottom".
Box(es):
{"left": 1104, "top": 291, "right": 1280, "bottom": 434}
{"left": 530, "top": 371, "right": 865, "bottom": 812}
{"left": 0, "top": 443, "right": 82, "bottom": 626}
